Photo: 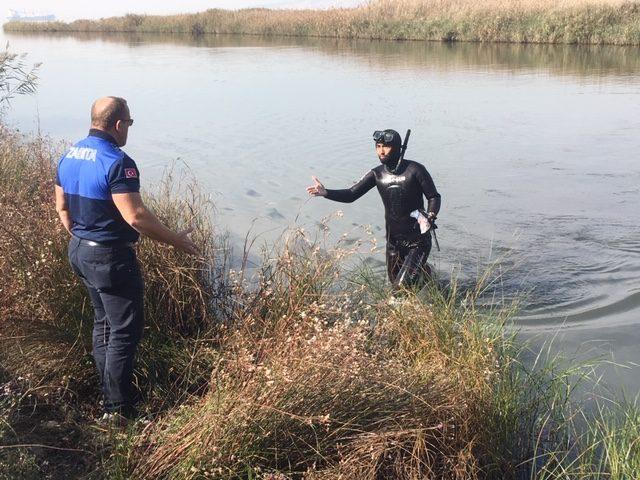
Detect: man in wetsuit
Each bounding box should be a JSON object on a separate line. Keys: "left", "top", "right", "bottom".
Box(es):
{"left": 307, "top": 129, "right": 441, "bottom": 291}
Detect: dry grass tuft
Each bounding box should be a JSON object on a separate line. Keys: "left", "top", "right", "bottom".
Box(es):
{"left": 130, "top": 230, "right": 507, "bottom": 479}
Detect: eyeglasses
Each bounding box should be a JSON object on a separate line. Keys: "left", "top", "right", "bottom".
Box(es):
{"left": 373, "top": 130, "right": 395, "bottom": 144}
{"left": 120, "top": 118, "right": 134, "bottom": 126}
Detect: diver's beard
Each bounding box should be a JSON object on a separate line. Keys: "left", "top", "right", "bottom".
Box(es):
{"left": 380, "top": 153, "right": 400, "bottom": 171}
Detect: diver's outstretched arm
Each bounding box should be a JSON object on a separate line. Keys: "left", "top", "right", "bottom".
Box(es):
{"left": 307, "top": 171, "right": 376, "bottom": 204}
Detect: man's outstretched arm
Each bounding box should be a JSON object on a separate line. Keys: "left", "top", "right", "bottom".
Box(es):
{"left": 112, "top": 192, "right": 199, "bottom": 255}
{"left": 307, "top": 171, "right": 376, "bottom": 203}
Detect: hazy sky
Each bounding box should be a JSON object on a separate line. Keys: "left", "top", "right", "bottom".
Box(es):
{"left": 6, "top": 0, "right": 366, "bottom": 22}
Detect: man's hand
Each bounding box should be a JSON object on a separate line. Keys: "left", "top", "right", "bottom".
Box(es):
{"left": 306, "top": 176, "right": 327, "bottom": 197}
{"left": 174, "top": 227, "right": 199, "bottom": 256}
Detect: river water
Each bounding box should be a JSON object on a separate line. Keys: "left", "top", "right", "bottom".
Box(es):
{"left": 3, "top": 31, "right": 639, "bottom": 394}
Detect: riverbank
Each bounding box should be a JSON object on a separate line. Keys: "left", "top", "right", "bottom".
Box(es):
{"left": 3, "top": 0, "right": 640, "bottom": 46}
{"left": 1, "top": 123, "right": 639, "bottom": 478}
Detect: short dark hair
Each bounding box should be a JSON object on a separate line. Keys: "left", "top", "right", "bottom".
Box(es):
{"left": 91, "top": 97, "right": 128, "bottom": 129}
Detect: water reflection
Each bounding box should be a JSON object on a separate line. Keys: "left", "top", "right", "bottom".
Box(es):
{"left": 7, "top": 30, "right": 640, "bottom": 78}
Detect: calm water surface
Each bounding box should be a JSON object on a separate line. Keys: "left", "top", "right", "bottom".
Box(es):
{"left": 3, "top": 31, "right": 639, "bottom": 392}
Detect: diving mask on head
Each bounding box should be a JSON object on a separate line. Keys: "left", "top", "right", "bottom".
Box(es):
{"left": 373, "top": 129, "right": 402, "bottom": 168}
{"left": 373, "top": 129, "right": 402, "bottom": 148}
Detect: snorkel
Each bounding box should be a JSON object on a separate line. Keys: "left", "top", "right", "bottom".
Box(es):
{"left": 397, "top": 129, "right": 411, "bottom": 173}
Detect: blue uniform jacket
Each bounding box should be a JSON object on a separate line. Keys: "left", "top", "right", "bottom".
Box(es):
{"left": 56, "top": 129, "right": 141, "bottom": 243}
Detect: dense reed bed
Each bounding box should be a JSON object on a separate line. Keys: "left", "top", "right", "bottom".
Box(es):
{"left": 1, "top": 122, "right": 639, "bottom": 478}
{"left": 4, "top": 0, "right": 640, "bottom": 45}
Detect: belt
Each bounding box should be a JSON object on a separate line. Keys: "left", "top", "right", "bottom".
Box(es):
{"left": 77, "top": 238, "right": 135, "bottom": 249}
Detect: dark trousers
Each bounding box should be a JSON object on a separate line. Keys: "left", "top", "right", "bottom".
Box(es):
{"left": 386, "top": 235, "right": 432, "bottom": 291}
{"left": 68, "top": 237, "right": 144, "bottom": 415}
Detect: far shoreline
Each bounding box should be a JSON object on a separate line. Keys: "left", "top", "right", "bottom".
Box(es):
{"left": 4, "top": 0, "right": 640, "bottom": 46}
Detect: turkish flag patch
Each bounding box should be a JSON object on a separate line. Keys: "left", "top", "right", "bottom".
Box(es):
{"left": 125, "top": 168, "right": 138, "bottom": 179}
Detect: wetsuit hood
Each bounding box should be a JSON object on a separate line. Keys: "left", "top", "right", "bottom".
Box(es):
{"left": 375, "top": 129, "right": 402, "bottom": 171}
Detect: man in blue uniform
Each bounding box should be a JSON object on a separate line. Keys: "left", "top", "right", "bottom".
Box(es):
{"left": 55, "top": 96, "right": 198, "bottom": 420}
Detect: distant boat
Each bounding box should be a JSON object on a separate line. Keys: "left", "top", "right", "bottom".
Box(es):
{"left": 6, "top": 9, "right": 56, "bottom": 22}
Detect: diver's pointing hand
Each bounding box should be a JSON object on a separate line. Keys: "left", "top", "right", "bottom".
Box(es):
{"left": 306, "top": 176, "right": 327, "bottom": 197}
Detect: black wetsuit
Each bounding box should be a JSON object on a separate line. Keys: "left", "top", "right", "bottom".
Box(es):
{"left": 325, "top": 159, "right": 441, "bottom": 290}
